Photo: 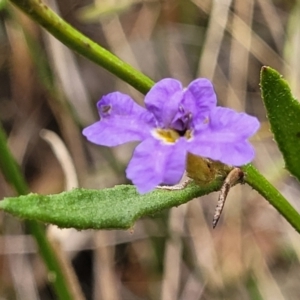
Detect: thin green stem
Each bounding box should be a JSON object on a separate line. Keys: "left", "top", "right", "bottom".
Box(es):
{"left": 0, "top": 127, "right": 28, "bottom": 195}
{"left": 9, "top": 0, "right": 154, "bottom": 94}
{"left": 242, "top": 164, "right": 300, "bottom": 233}
{"left": 0, "top": 123, "right": 73, "bottom": 300}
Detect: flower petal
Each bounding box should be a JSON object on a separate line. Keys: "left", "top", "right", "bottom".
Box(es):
{"left": 173, "top": 78, "right": 217, "bottom": 131}
{"left": 145, "top": 79, "right": 183, "bottom": 128}
{"left": 186, "top": 78, "right": 217, "bottom": 109}
{"left": 126, "top": 137, "right": 187, "bottom": 193}
{"left": 83, "top": 92, "right": 155, "bottom": 146}
{"left": 207, "top": 107, "right": 260, "bottom": 139}
{"left": 189, "top": 139, "right": 255, "bottom": 166}
{"left": 189, "top": 107, "right": 260, "bottom": 166}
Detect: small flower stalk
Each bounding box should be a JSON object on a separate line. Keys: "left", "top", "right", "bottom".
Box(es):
{"left": 83, "top": 78, "right": 260, "bottom": 193}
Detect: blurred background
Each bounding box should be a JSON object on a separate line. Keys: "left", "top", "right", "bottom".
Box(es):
{"left": 0, "top": 0, "right": 300, "bottom": 299}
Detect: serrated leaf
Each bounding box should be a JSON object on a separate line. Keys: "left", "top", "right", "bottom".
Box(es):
{"left": 260, "top": 66, "right": 300, "bottom": 181}
{"left": 0, "top": 181, "right": 222, "bottom": 230}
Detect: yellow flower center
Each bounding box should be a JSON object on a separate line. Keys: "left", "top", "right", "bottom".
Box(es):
{"left": 154, "top": 129, "right": 192, "bottom": 143}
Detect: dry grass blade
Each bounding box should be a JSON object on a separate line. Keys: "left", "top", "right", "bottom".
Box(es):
{"left": 196, "top": 0, "right": 233, "bottom": 79}
{"left": 94, "top": 231, "right": 120, "bottom": 300}
{"left": 179, "top": 273, "right": 205, "bottom": 300}
{"left": 100, "top": 12, "right": 143, "bottom": 100}
{"left": 40, "top": 129, "right": 78, "bottom": 190}
{"left": 249, "top": 233, "right": 286, "bottom": 300}
{"left": 227, "top": 9, "right": 288, "bottom": 72}
{"left": 187, "top": 199, "right": 224, "bottom": 288}
{"left": 283, "top": 0, "right": 300, "bottom": 99}
{"left": 161, "top": 205, "right": 187, "bottom": 300}
{"left": 256, "top": 0, "right": 285, "bottom": 51}
{"left": 7, "top": 234, "right": 39, "bottom": 300}
{"left": 227, "top": 0, "right": 254, "bottom": 110}
{"left": 43, "top": 0, "right": 95, "bottom": 126}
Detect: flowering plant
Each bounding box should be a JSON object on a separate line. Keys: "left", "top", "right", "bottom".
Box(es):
{"left": 83, "top": 78, "right": 259, "bottom": 193}
{"left": 2, "top": 1, "right": 300, "bottom": 299}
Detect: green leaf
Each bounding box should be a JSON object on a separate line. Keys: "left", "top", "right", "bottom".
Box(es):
{"left": 260, "top": 66, "right": 300, "bottom": 181}
{"left": 0, "top": 182, "right": 223, "bottom": 230}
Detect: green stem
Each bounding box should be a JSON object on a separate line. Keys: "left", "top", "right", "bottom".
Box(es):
{"left": 9, "top": 0, "right": 154, "bottom": 94}
{"left": 0, "top": 123, "right": 73, "bottom": 300}
{"left": 242, "top": 164, "right": 300, "bottom": 233}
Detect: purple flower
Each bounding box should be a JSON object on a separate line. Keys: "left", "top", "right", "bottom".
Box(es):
{"left": 83, "top": 78, "right": 260, "bottom": 193}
